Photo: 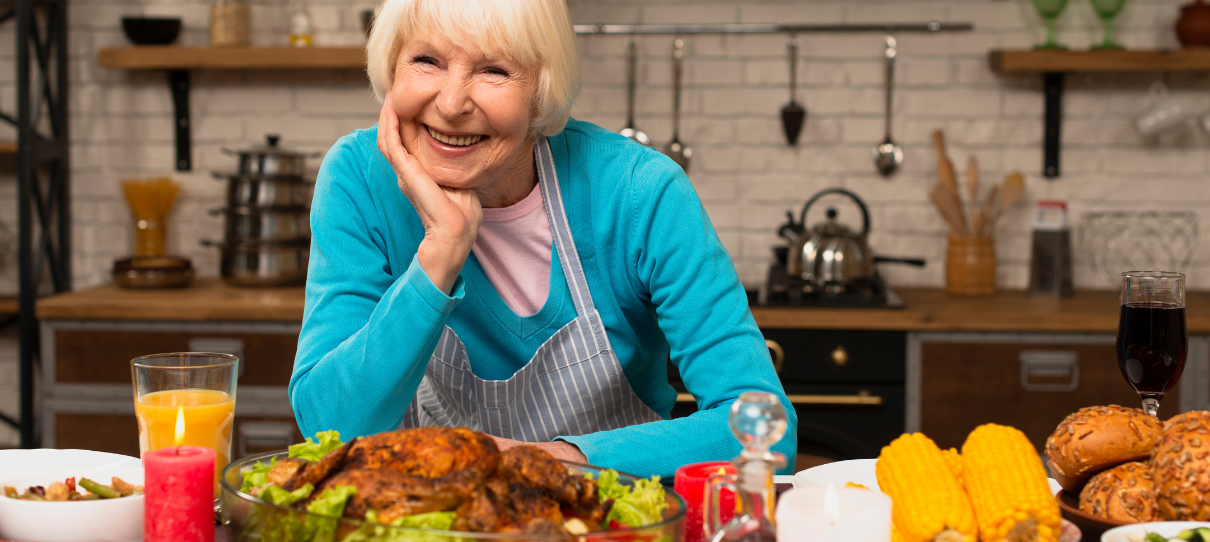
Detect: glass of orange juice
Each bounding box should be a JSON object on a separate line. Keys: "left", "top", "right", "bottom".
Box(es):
{"left": 131, "top": 352, "right": 237, "bottom": 497}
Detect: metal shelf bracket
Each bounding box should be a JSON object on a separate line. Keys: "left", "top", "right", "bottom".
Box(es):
{"left": 168, "top": 69, "right": 191, "bottom": 171}
{"left": 1043, "top": 72, "right": 1064, "bottom": 178}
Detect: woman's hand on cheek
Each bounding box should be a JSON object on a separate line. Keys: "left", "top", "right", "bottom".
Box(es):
{"left": 378, "top": 92, "right": 483, "bottom": 294}
{"left": 489, "top": 435, "right": 588, "bottom": 464}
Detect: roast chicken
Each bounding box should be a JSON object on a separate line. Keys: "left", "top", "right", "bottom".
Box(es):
{"left": 265, "top": 427, "right": 612, "bottom": 534}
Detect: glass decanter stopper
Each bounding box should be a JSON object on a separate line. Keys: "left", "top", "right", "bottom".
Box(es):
{"left": 705, "top": 391, "right": 787, "bottom": 542}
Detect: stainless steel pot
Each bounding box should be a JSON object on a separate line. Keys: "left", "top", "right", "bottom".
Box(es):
{"left": 787, "top": 188, "right": 924, "bottom": 289}
{"left": 212, "top": 206, "right": 310, "bottom": 242}
{"left": 212, "top": 171, "right": 313, "bottom": 207}
{"left": 201, "top": 239, "right": 309, "bottom": 287}
{"left": 222, "top": 134, "right": 320, "bottom": 178}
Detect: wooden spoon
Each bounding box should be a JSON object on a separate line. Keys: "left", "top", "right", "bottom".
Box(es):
{"left": 979, "top": 172, "right": 1025, "bottom": 237}
{"left": 931, "top": 184, "right": 967, "bottom": 237}
{"left": 965, "top": 156, "right": 980, "bottom": 235}
{"left": 932, "top": 130, "right": 957, "bottom": 193}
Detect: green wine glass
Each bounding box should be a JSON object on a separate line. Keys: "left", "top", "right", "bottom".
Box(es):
{"left": 1032, "top": 0, "right": 1070, "bottom": 50}
{"left": 1091, "top": 0, "right": 1128, "bottom": 50}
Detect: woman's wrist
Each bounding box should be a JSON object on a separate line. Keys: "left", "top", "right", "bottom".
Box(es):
{"left": 417, "top": 239, "right": 472, "bottom": 294}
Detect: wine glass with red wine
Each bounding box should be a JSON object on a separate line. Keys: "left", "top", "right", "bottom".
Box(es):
{"left": 1116, "top": 271, "right": 1187, "bottom": 417}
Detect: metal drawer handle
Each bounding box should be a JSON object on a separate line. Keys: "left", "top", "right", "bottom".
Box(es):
{"left": 188, "top": 338, "right": 246, "bottom": 379}
{"left": 675, "top": 391, "right": 883, "bottom": 406}
{"left": 767, "top": 339, "right": 785, "bottom": 374}
{"left": 1020, "top": 350, "right": 1079, "bottom": 393}
{"left": 238, "top": 421, "right": 296, "bottom": 458}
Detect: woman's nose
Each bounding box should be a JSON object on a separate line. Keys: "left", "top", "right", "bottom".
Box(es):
{"left": 434, "top": 79, "right": 474, "bottom": 121}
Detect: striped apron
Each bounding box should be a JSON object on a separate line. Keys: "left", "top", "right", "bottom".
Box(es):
{"left": 400, "top": 138, "right": 663, "bottom": 442}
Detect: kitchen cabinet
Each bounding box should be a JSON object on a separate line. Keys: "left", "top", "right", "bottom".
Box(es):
{"left": 908, "top": 332, "right": 1210, "bottom": 451}
{"left": 39, "top": 318, "right": 301, "bottom": 456}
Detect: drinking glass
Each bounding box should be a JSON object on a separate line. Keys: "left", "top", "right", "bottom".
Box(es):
{"left": 1032, "top": 0, "right": 1069, "bottom": 50}
{"left": 1116, "top": 271, "right": 1187, "bottom": 417}
{"left": 132, "top": 352, "right": 238, "bottom": 495}
{"left": 1091, "top": 0, "right": 1128, "bottom": 50}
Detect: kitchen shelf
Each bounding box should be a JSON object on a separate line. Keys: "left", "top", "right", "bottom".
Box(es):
{"left": 0, "top": 142, "right": 15, "bottom": 154}
{"left": 98, "top": 47, "right": 367, "bottom": 171}
{"left": 988, "top": 49, "right": 1210, "bottom": 179}
{"left": 97, "top": 46, "right": 366, "bottom": 69}
{"left": 990, "top": 49, "right": 1210, "bottom": 73}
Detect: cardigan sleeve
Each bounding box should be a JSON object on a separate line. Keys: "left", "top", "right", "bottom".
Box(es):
{"left": 289, "top": 133, "right": 464, "bottom": 439}
{"left": 558, "top": 151, "right": 798, "bottom": 478}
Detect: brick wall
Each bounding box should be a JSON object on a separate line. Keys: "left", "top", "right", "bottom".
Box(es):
{"left": 0, "top": 0, "right": 1208, "bottom": 444}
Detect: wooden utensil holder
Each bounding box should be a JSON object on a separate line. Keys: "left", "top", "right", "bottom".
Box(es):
{"left": 946, "top": 235, "right": 995, "bottom": 296}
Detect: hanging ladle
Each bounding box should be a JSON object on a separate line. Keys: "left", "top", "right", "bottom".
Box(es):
{"left": 781, "top": 35, "right": 806, "bottom": 145}
{"left": 872, "top": 35, "right": 903, "bottom": 177}
{"left": 663, "top": 38, "right": 691, "bottom": 171}
{"left": 618, "top": 39, "right": 650, "bottom": 146}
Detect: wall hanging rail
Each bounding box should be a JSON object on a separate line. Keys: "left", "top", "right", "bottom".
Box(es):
{"left": 98, "top": 21, "right": 973, "bottom": 172}
{"left": 573, "top": 22, "right": 973, "bottom": 34}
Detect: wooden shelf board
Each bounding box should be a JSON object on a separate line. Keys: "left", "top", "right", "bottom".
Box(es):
{"left": 0, "top": 142, "right": 14, "bottom": 154}
{"left": 0, "top": 296, "right": 16, "bottom": 316}
{"left": 97, "top": 47, "right": 365, "bottom": 69}
{"left": 990, "top": 49, "right": 1210, "bottom": 73}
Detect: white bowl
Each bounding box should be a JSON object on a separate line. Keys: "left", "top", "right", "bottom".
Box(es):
{"left": 1102, "top": 521, "right": 1210, "bottom": 542}
{"left": 0, "top": 467, "right": 145, "bottom": 542}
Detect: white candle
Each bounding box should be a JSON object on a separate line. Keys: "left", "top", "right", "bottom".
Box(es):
{"left": 776, "top": 483, "right": 892, "bottom": 542}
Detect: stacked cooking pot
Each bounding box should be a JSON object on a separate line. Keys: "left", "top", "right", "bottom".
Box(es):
{"left": 204, "top": 135, "right": 317, "bottom": 287}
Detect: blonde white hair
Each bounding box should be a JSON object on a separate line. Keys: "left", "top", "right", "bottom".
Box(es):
{"left": 366, "top": 0, "right": 581, "bottom": 138}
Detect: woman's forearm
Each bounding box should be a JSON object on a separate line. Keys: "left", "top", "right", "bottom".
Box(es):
{"left": 416, "top": 238, "right": 472, "bottom": 295}
{"left": 290, "top": 257, "right": 461, "bottom": 438}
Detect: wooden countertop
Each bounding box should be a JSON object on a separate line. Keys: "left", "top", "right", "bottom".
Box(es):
{"left": 36, "top": 282, "right": 1210, "bottom": 333}
{"left": 36, "top": 279, "right": 304, "bottom": 322}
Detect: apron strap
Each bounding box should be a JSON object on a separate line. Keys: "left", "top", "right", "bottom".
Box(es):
{"left": 536, "top": 138, "right": 597, "bottom": 317}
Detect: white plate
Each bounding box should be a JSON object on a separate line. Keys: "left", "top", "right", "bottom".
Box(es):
{"left": 792, "top": 458, "right": 1064, "bottom": 496}
{"left": 1102, "top": 521, "right": 1210, "bottom": 542}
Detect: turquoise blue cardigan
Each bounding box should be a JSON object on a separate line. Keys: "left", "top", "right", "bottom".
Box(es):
{"left": 290, "top": 119, "right": 798, "bottom": 477}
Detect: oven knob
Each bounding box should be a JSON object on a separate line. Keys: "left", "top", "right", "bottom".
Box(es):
{"left": 767, "top": 340, "right": 785, "bottom": 374}
{"left": 831, "top": 345, "right": 848, "bottom": 368}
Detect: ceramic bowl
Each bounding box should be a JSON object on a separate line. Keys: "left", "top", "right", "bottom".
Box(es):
{"left": 121, "top": 17, "right": 181, "bottom": 45}
{"left": 1102, "top": 521, "right": 1210, "bottom": 542}
{"left": 0, "top": 466, "right": 145, "bottom": 542}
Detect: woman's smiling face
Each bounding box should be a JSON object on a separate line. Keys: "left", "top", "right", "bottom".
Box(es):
{"left": 389, "top": 32, "right": 535, "bottom": 193}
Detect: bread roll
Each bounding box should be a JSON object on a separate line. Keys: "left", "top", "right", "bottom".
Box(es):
{"left": 1078, "top": 461, "right": 1158, "bottom": 522}
{"left": 1152, "top": 410, "right": 1210, "bottom": 521}
{"left": 1044, "top": 405, "right": 1163, "bottom": 492}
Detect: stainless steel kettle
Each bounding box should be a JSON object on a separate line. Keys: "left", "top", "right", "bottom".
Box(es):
{"left": 787, "top": 188, "right": 924, "bottom": 288}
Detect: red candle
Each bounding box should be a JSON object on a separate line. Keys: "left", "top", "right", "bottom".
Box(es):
{"left": 144, "top": 445, "right": 216, "bottom": 542}
{"left": 674, "top": 461, "right": 737, "bottom": 542}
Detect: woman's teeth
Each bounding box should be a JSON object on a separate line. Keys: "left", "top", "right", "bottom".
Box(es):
{"left": 428, "top": 127, "right": 484, "bottom": 147}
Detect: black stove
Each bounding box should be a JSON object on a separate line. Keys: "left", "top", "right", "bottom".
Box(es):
{"left": 757, "top": 263, "right": 904, "bottom": 309}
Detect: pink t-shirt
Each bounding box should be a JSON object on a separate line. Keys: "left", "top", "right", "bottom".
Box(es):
{"left": 471, "top": 183, "right": 552, "bottom": 317}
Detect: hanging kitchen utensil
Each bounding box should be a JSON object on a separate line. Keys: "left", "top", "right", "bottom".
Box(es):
{"left": 619, "top": 39, "right": 650, "bottom": 146}
{"left": 663, "top": 38, "right": 691, "bottom": 171}
{"left": 781, "top": 35, "right": 806, "bottom": 145}
{"left": 873, "top": 35, "right": 903, "bottom": 177}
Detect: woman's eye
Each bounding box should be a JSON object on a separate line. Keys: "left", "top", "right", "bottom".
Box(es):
{"left": 484, "top": 66, "right": 509, "bottom": 76}
{"left": 412, "top": 55, "right": 438, "bottom": 65}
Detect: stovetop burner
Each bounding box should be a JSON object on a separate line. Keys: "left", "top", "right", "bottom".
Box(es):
{"left": 757, "top": 263, "right": 904, "bottom": 309}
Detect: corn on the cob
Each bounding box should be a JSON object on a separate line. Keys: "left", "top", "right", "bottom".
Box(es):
{"left": 941, "top": 447, "right": 964, "bottom": 487}
{"left": 892, "top": 522, "right": 906, "bottom": 542}
{"left": 961, "top": 423, "right": 1061, "bottom": 542}
{"left": 876, "top": 433, "right": 977, "bottom": 542}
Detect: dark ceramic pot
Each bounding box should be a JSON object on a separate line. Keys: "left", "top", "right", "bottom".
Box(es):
{"left": 1176, "top": 0, "right": 1210, "bottom": 47}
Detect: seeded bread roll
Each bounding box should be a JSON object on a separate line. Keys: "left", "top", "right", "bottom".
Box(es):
{"left": 1152, "top": 410, "right": 1210, "bottom": 521}
{"left": 1045, "top": 405, "right": 1163, "bottom": 493}
{"left": 1078, "top": 461, "right": 1158, "bottom": 522}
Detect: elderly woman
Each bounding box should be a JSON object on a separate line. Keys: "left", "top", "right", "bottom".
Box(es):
{"left": 290, "top": 0, "right": 796, "bottom": 478}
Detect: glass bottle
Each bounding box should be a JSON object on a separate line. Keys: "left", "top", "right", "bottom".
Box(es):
{"left": 704, "top": 392, "right": 788, "bottom": 542}
{"left": 288, "top": 0, "right": 313, "bottom": 47}
{"left": 210, "top": 0, "right": 250, "bottom": 47}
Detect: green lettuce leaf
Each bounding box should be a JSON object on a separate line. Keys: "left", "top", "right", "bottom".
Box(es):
{"left": 596, "top": 469, "right": 668, "bottom": 528}
{"left": 290, "top": 430, "right": 345, "bottom": 462}
{"left": 340, "top": 510, "right": 458, "bottom": 542}
{"left": 240, "top": 457, "right": 277, "bottom": 493}
{"left": 260, "top": 483, "right": 314, "bottom": 507}
{"left": 305, "top": 485, "right": 359, "bottom": 542}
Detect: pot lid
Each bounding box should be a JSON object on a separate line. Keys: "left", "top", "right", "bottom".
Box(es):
{"left": 811, "top": 208, "right": 857, "bottom": 237}
{"left": 224, "top": 134, "right": 321, "bottom": 158}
